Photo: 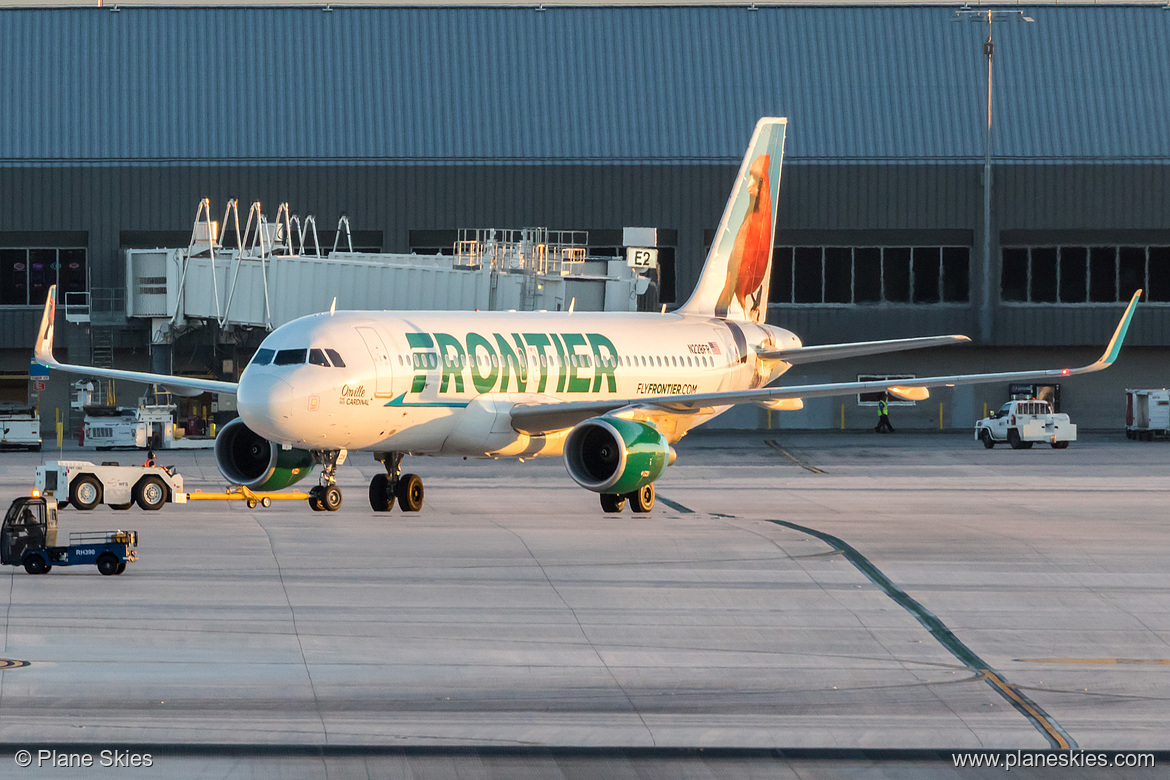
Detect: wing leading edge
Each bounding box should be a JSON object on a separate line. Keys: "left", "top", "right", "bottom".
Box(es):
{"left": 34, "top": 285, "right": 238, "bottom": 395}
{"left": 511, "top": 291, "right": 1141, "bottom": 436}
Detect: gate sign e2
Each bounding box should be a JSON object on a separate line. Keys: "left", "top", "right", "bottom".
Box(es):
{"left": 626, "top": 247, "right": 658, "bottom": 269}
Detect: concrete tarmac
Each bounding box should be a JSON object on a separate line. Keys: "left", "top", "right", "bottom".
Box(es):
{"left": 0, "top": 431, "right": 1167, "bottom": 775}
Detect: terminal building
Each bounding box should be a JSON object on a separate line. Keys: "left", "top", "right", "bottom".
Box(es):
{"left": 0, "top": 2, "right": 1167, "bottom": 431}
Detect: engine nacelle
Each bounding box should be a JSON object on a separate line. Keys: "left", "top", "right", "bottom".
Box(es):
{"left": 563, "top": 417, "right": 670, "bottom": 495}
{"left": 214, "top": 417, "right": 314, "bottom": 490}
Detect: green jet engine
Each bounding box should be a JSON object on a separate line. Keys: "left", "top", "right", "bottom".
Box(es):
{"left": 563, "top": 417, "right": 670, "bottom": 495}
{"left": 214, "top": 418, "right": 315, "bottom": 491}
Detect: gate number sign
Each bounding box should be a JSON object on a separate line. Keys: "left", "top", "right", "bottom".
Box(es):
{"left": 626, "top": 247, "right": 658, "bottom": 269}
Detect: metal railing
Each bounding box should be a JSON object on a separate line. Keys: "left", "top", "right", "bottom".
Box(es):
{"left": 454, "top": 227, "right": 588, "bottom": 276}
{"left": 63, "top": 291, "right": 91, "bottom": 323}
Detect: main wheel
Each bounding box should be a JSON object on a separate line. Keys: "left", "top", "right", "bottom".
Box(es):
{"left": 1051, "top": 440, "right": 1070, "bottom": 449}
{"left": 322, "top": 485, "right": 343, "bottom": 512}
{"left": 246, "top": 498, "right": 258, "bottom": 509}
{"left": 1008, "top": 429, "right": 1027, "bottom": 450}
{"left": 600, "top": 493, "right": 626, "bottom": 513}
{"left": 979, "top": 429, "right": 995, "bottom": 449}
{"left": 70, "top": 475, "right": 102, "bottom": 511}
{"left": 369, "top": 474, "right": 395, "bottom": 512}
{"left": 396, "top": 474, "right": 424, "bottom": 512}
{"left": 97, "top": 553, "right": 119, "bottom": 576}
{"left": 260, "top": 497, "right": 272, "bottom": 508}
{"left": 133, "top": 476, "right": 168, "bottom": 510}
{"left": 629, "top": 483, "right": 655, "bottom": 513}
{"left": 22, "top": 556, "right": 47, "bottom": 575}
{"left": 308, "top": 486, "right": 325, "bottom": 512}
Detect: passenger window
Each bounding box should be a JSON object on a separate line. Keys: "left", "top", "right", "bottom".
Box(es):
{"left": 325, "top": 348, "right": 346, "bottom": 368}
{"left": 274, "top": 349, "right": 307, "bottom": 366}
{"left": 252, "top": 348, "right": 275, "bottom": 366}
{"left": 308, "top": 348, "right": 330, "bottom": 367}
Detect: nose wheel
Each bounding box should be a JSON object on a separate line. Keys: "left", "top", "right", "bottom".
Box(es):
{"left": 369, "top": 452, "right": 425, "bottom": 512}
{"left": 308, "top": 450, "right": 345, "bottom": 511}
{"left": 309, "top": 485, "right": 343, "bottom": 512}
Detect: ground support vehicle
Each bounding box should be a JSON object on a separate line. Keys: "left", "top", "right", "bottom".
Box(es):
{"left": 36, "top": 460, "right": 185, "bottom": 511}
{"left": 181, "top": 485, "right": 311, "bottom": 509}
{"left": 0, "top": 406, "right": 40, "bottom": 450}
{"left": 1, "top": 495, "right": 137, "bottom": 575}
{"left": 1126, "top": 389, "right": 1170, "bottom": 440}
{"left": 975, "top": 399, "right": 1076, "bottom": 449}
{"left": 82, "top": 404, "right": 214, "bottom": 450}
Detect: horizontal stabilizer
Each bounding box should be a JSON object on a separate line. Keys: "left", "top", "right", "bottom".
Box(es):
{"left": 757, "top": 335, "right": 970, "bottom": 365}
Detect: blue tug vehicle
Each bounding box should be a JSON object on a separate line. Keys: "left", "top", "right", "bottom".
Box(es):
{"left": 1, "top": 494, "right": 137, "bottom": 575}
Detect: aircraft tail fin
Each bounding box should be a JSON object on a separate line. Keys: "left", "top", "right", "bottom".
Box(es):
{"left": 679, "top": 117, "right": 786, "bottom": 323}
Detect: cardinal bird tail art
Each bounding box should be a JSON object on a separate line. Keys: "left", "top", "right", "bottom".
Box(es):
{"left": 680, "top": 117, "right": 786, "bottom": 324}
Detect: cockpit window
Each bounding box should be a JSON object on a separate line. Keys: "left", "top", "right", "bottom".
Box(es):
{"left": 274, "top": 349, "right": 307, "bottom": 366}
{"left": 325, "top": 348, "right": 346, "bottom": 368}
{"left": 252, "top": 348, "right": 275, "bottom": 366}
{"left": 308, "top": 348, "right": 330, "bottom": 367}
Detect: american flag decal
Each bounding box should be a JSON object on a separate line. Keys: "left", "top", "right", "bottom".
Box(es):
{"left": 709, "top": 342, "right": 721, "bottom": 355}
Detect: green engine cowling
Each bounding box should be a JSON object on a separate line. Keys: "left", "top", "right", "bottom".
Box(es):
{"left": 214, "top": 417, "right": 315, "bottom": 490}
{"left": 563, "top": 417, "right": 670, "bottom": 495}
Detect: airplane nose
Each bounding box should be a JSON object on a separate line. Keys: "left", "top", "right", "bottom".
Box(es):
{"left": 238, "top": 372, "right": 295, "bottom": 442}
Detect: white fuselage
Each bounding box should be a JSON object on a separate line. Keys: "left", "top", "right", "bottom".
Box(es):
{"left": 237, "top": 310, "right": 800, "bottom": 457}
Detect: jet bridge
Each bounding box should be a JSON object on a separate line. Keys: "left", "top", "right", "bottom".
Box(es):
{"left": 125, "top": 200, "right": 653, "bottom": 345}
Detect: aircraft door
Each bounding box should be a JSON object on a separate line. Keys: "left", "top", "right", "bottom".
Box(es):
{"left": 356, "top": 326, "right": 394, "bottom": 397}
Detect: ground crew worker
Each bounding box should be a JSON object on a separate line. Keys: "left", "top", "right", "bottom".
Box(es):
{"left": 143, "top": 449, "right": 156, "bottom": 468}
{"left": 875, "top": 395, "right": 895, "bottom": 433}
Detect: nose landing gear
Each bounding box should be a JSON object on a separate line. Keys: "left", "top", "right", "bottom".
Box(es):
{"left": 369, "top": 452, "right": 424, "bottom": 512}
{"left": 308, "top": 450, "right": 345, "bottom": 512}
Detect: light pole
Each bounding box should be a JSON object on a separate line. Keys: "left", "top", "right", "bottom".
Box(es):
{"left": 956, "top": 7, "right": 1032, "bottom": 343}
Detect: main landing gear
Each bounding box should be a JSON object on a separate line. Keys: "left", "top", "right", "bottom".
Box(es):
{"left": 368, "top": 452, "right": 424, "bottom": 512}
{"left": 308, "top": 450, "right": 345, "bottom": 512}
{"left": 599, "top": 483, "right": 655, "bottom": 514}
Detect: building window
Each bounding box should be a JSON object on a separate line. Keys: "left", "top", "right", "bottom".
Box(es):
{"left": 770, "top": 246, "right": 969, "bottom": 305}
{"left": 0, "top": 248, "right": 87, "bottom": 306}
{"left": 1001, "top": 245, "right": 1169, "bottom": 303}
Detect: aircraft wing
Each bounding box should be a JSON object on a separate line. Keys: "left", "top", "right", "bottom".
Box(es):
{"left": 757, "top": 334, "right": 970, "bottom": 365}
{"left": 34, "top": 286, "right": 239, "bottom": 396}
{"left": 510, "top": 290, "right": 1140, "bottom": 436}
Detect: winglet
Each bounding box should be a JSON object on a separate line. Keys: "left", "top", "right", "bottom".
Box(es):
{"left": 1094, "top": 289, "right": 1141, "bottom": 369}
{"left": 34, "top": 284, "right": 58, "bottom": 368}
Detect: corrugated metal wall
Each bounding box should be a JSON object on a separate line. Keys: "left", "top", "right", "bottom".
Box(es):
{"left": 1, "top": 6, "right": 1167, "bottom": 162}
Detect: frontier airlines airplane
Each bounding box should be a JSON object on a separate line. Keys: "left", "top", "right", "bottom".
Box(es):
{"left": 35, "top": 118, "right": 1139, "bottom": 513}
